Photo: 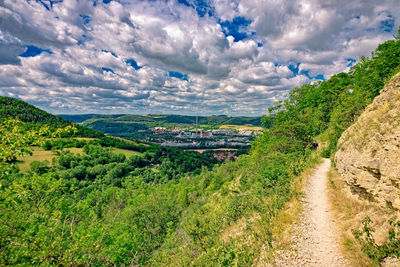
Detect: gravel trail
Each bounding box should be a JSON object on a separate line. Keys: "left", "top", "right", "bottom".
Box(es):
{"left": 274, "top": 159, "right": 348, "bottom": 266}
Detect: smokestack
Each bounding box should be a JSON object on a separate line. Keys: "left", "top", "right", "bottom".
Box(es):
{"left": 196, "top": 116, "right": 198, "bottom": 138}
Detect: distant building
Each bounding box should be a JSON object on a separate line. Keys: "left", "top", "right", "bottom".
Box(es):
{"left": 152, "top": 127, "right": 169, "bottom": 134}
{"left": 214, "top": 152, "right": 238, "bottom": 161}
{"left": 201, "top": 132, "right": 212, "bottom": 138}
{"left": 238, "top": 129, "right": 263, "bottom": 136}
{"left": 238, "top": 129, "right": 253, "bottom": 136}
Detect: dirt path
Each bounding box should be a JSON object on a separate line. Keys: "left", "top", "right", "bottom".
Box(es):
{"left": 275, "top": 159, "right": 348, "bottom": 266}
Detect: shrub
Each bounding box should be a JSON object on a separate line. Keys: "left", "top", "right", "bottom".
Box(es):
{"left": 352, "top": 216, "right": 400, "bottom": 264}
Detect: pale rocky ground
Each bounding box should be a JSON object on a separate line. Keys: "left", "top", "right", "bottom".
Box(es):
{"left": 274, "top": 159, "right": 349, "bottom": 266}
{"left": 273, "top": 73, "right": 400, "bottom": 266}
{"left": 335, "top": 72, "right": 400, "bottom": 210}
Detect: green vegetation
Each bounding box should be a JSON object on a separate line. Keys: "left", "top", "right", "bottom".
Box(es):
{"left": 82, "top": 120, "right": 148, "bottom": 136}
{"left": 17, "top": 147, "right": 62, "bottom": 172}
{"left": 353, "top": 217, "right": 400, "bottom": 265}
{"left": 0, "top": 96, "right": 67, "bottom": 126}
{"left": 112, "top": 147, "right": 142, "bottom": 157}
{"left": 17, "top": 146, "right": 140, "bottom": 172}
{"left": 67, "top": 114, "right": 262, "bottom": 126}
{"left": 262, "top": 31, "right": 400, "bottom": 157}
{"left": 0, "top": 96, "right": 104, "bottom": 138}
{"left": 1, "top": 119, "right": 320, "bottom": 265}
{"left": 1, "top": 31, "right": 400, "bottom": 265}
{"left": 0, "top": 119, "right": 219, "bottom": 265}
{"left": 61, "top": 114, "right": 262, "bottom": 139}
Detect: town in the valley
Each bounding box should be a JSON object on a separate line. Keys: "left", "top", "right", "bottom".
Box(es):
{"left": 140, "top": 125, "right": 262, "bottom": 150}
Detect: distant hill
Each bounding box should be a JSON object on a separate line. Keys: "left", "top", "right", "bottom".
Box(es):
{"left": 0, "top": 96, "right": 104, "bottom": 138}
{"left": 83, "top": 120, "right": 148, "bottom": 136}
{"left": 0, "top": 96, "right": 67, "bottom": 126}
{"left": 60, "top": 114, "right": 262, "bottom": 126}
{"left": 59, "top": 113, "right": 262, "bottom": 139}
{"left": 59, "top": 114, "right": 123, "bottom": 123}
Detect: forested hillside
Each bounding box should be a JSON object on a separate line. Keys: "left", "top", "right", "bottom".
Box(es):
{"left": 0, "top": 96, "right": 104, "bottom": 138}
{"left": 62, "top": 114, "right": 262, "bottom": 126}
{"left": 1, "top": 30, "right": 399, "bottom": 266}
{"left": 0, "top": 96, "right": 68, "bottom": 126}
{"left": 64, "top": 114, "right": 262, "bottom": 139}
{"left": 263, "top": 31, "right": 400, "bottom": 157}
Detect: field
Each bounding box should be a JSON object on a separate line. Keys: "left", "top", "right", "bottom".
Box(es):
{"left": 17, "top": 146, "right": 141, "bottom": 172}
{"left": 113, "top": 148, "right": 142, "bottom": 157}
{"left": 219, "top": 124, "right": 263, "bottom": 131}
{"left": 16, "top": 147, "right": 84, "bottom": 172}
{"left": 74, "top": 137, "right": 96, "bottom": 141}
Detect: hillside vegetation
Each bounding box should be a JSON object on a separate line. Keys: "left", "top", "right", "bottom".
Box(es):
{"left": 263, "top": 31, "right": 400, "bottom": 157}
{"left": 61, "top": 114, "right": 262, "bottom": 138}
{"left": 0, "top": 96, "right": 67, "bottom": 126}
{"left": 63, "top": 114, "right": 262, "bottom": 127}
{"left": 1, "top": 30, "right": 400, "bottom": 266}
{"left": 0, "top": 96, "right": 104, "bottom": 138}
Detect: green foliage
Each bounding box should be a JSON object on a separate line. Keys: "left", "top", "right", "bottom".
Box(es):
{"left": 2, "top": 31, "right": 400, "bottom": 266}
{"left": 353, "top": 217, "right": 400, "bottom": 265}
{"left": 66, "top": 114, "right": 262, "bottom": 138}
{"left": 262, "top": 35, "right": 400, "bottom": 157}
{"left": 30, "top": 160, "right": 50, "bottom": 175}
{"left": 0, "top": 120, "right": 220, "bottom": 265}
{"left": 83, "top": 120, "right": 148, "bottom": 135}
{"left": 0, "top": 96, "right": 104, "bottom": 138}
{"left": 66, "top": 114, "right": 261, "bottom": 127}
{"left": 0, "top": 96, "right": 67, "bottom": 126}
{"left": 0, "top": 119, "right": 75, "bottom": 163}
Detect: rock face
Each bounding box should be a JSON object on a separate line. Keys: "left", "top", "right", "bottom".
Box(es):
{"left": 335, "top": 72, "right": 400, "bottom": 209}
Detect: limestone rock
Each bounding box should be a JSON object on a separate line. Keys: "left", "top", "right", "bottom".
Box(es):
{"left": 382, "top": 257, "right": 400, "bottom": 267}
{"left": 335, "top": 72, "right": 400, "bottom": 209}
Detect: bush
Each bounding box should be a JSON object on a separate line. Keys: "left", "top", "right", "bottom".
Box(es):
{"left": 352, "top": 216, "right": 400, "bottom": 264}
{"left": 30, "top": 160, "right": 50, "bottom": 175}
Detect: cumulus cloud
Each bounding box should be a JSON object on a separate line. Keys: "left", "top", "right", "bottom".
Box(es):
{"left": 0, "top": 0, "right": 399, "bottom": 116}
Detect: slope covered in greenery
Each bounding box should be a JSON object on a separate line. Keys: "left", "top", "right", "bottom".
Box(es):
{"left": 64, "top": 114, "right": 262, "bottom": 139}
{"left": 63, "top": 113, "right": 261, "bottom": 130}
{"left": 263, "top": 31, "right": 400, "bottom": 157}
{"left": 62, "top": 114, "right": 262, "bottom": 126}
{"left": 0, "top": 96, "right": 68, "bottom": 126}
{"left": 1, "top": 31, "right": 399, "bottom": 266}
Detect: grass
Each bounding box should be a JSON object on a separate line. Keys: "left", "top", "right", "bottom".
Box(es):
{"left": 219, "top": 125, "right": 263, "bottom": 131}
{"left": 17, "top": 147, "right": 86, "bottom": 172}
{"left": 327, "top": 166, "right": 398, "bottom": 266}
{"left": 17, "top": 146, "right": 140, "bottom": 172}
{"left": 112, "top": 148, "right": 142, "bottom": 157}
{"left": 109, "top": 136, "right": 149, "bottom": 146}
{"left": 254, "top": 152, "right": 322, "bottom": 265}
{"left": 143, "top": 114, "right": 167, "bottom": 119}
{"left": 16, "top": 147, "right": 58, "bottom": 172}
{"left": 74, "top": 137, "right": 96, "bottom": 141}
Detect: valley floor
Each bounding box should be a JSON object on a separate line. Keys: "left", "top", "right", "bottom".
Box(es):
{"left": 274, "top": 159, "right": 348, "bottom": 266}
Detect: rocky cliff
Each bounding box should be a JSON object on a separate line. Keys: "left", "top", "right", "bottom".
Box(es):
{"left": 335, "top": 72, "right": 400, "bottom": 209}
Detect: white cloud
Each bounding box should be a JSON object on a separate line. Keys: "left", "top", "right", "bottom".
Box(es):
{"left": 0, "top": 0, "right": 398, "bottom": 116}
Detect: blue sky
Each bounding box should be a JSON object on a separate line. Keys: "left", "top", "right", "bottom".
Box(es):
{"left": 0, "top": 0, "right": 399, "bottom": 116}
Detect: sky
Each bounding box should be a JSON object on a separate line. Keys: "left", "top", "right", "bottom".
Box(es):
{"left": 0, "top": 0, "right": 399, "bottom": 116}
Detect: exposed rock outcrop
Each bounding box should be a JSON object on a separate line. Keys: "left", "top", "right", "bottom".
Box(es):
{"left": 335, "top": 72, "right": 400, "bottom": 209}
